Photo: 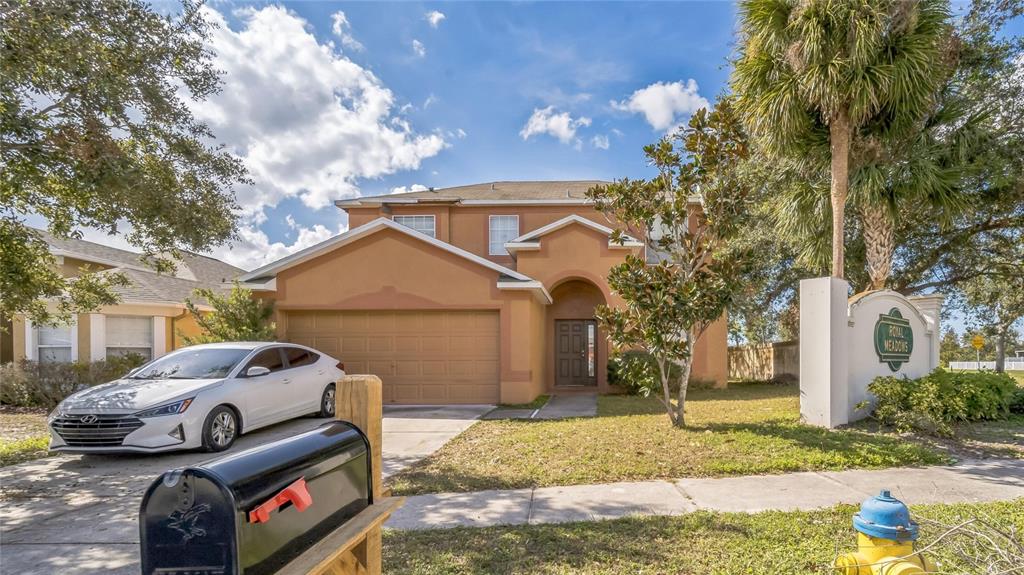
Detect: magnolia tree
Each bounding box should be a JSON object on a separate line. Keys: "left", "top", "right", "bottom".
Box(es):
{"left": 183, "top": 283, "right": 275, "bottom": 345}
{"left": 587, "top": 100, "right": 751, "bottom": 428}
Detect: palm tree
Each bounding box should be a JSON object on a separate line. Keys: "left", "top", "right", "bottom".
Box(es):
{"left": 732, "top": 0, "right": 953, "bottom": 279}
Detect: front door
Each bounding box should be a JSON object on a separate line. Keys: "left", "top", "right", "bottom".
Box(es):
{"left": 555, "top": 319, "right": 598, "bottom": 387}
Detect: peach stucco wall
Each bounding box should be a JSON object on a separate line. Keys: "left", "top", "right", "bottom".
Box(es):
{"left": 298, "top": 205, "right": 731, "bottom": 400}
{"left": 347, "top": 204, "right": 611, "bottom": 268}
{"left": 272, "top": 227, "right": 546, "bottom": 404}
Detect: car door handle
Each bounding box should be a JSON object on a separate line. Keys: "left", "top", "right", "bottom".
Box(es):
{"left": 282, "top": 378, "right": 291, "bottom": 384}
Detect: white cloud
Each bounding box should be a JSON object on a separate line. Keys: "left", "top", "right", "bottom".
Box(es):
{"left": 330, "top": 11, "right": 364, "bottom": 52}
{"left": 423, "top": 93, "right": 438, "bottom": 109}
{"left": 412, "top": 39, "right": 426, "bottom": 58}
{"left": 611, "top": 79, "right": 710, "bottom": 132}
{"left": 455, "top": 128, "right": 467, "bottom": 138}
{"left": 519, "top": 106, "right": 591, "bottom": 145}
{"left": 390, "top": 184, "right": 429, "bottom": 194}
{"left": 591, "top": 134, "right": 610, "bottom": 150}
{"left": 212, "top": 223, "right": 344, "bottom": 271}
{"left": 186, "top": 6, "right": 447, "bottom": 270}
{"left": 424, "top": 10, "right": 446, "bottom": 28}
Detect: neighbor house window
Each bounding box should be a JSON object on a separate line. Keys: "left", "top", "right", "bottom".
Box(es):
{"left": 393, "top": 215, "right": 436, "bottom": 238}
{"left": 37, "top": 324, "right": 72, "bottom": 363}
{"left": 105, "top": 316, "right": 153, "bottom": 360}
{"left": 488, "top": 215, "right": 519, "bottom": 255}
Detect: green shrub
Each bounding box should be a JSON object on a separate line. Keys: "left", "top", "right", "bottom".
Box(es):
{"left": 0, "top": 354, "right": 146, "bottom": 408}
{"left": 867, "top": 369, "right": 1018, "bottom": 436}
{"left": 1009, "top": 387, "right": 1024, "bottom": 415}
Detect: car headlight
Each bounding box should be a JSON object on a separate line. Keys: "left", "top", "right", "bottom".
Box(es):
{"left": 48, "top": 402, "right": 65, "bottom": 422}
{"left": 135, "top": 398, "right": 194, "bottom": 418}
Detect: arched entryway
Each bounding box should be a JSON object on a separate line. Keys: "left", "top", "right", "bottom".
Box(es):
{"left": 546, "top": 279, "right": 608, "bottom": 391}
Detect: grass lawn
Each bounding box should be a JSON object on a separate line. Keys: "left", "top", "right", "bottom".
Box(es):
{"left": 390, "top": 383, "right": 951, "bottom": 495}
{"left": 0, "top": 407, "right": 52, "bottom": 467}
{"left": 384, "top": 500, "right": 1024, "bottom": 574}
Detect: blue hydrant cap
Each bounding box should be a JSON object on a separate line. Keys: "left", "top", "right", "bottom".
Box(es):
{"left": 852, "top": 490, "right": 919, "bottom": 541}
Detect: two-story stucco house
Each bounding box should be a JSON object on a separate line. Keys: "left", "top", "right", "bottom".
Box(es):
{"left": 237, "top": 181, "right": 728, "bottom": 405}
{"left": 1, "top": 230, "right": 243, "bottom": 364}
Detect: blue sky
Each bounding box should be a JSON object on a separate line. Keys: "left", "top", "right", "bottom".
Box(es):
{"left": 161, "top": 1, "right": 739, "bottom": 269}
{"left": 64, "top": 1, "right": 1018, "bottom": 335}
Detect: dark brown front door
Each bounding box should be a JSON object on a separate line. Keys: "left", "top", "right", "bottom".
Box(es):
{"left": 555, "top": 319, "right": 597, "bottom": 387}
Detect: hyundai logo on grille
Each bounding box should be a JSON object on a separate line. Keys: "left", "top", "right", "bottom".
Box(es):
{"left": 80, "top": 414, "right": 99, "bottom": 424}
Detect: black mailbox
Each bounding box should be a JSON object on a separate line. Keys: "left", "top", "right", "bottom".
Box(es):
{"left": 139, "top": 421, "right": 371, "bottom": 575}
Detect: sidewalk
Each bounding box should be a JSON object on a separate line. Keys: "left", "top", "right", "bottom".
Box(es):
{"left": 385, "top": 458, "right": 1024, "bottom": 530}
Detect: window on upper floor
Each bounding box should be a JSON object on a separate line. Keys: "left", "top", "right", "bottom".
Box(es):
{"left": 488, "top": 215, "right": 519, "bottom": 256}
{"left": 393, "top": 215, "right": 436, "bottom": 238}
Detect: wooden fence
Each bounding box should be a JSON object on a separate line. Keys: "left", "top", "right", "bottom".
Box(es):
{"left": 728, "top": 341, "right": 799, "bottom": 382}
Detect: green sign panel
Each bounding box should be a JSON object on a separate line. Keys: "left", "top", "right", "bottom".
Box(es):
{"left": 874, "top": 307, "right": 914, "bottom": 371}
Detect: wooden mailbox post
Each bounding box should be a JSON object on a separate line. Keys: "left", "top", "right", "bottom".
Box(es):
{"left": 280, "top": 375, "right": 403, "bottom": 575}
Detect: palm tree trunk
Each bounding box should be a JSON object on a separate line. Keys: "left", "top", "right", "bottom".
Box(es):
{"left": 830, "top": 112, "right": 851, "bottom": 279}
{"left": 862, "top": 204, "right": 895, "bottom": 290}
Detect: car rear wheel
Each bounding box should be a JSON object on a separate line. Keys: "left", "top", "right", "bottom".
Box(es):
{"left": 318, "top": 384, "right": 336, "bottom": 418}
{"left": 203, "top": 406, "right": 238, "bottom": 452}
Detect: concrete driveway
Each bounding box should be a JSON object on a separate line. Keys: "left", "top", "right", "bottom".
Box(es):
{"left": 0, "top": 405, "right": 490, "bottom": 575}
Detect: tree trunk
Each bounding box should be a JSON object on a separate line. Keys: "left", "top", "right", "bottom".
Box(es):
{"left": 673, "top": 337, "right": 694, "bottom": 428}
{"left": 862, "top": 204, "right": 895, "bottom": 290}
{"left": 995, "top": 327, "right": 1007, "bottom": 373}
{"left": 829, "top": 112, "right": 851, "bottom": 279}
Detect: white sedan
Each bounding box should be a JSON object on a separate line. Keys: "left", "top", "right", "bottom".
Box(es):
{"left": 48, "top": 342, "right": 345, "bottom": 453}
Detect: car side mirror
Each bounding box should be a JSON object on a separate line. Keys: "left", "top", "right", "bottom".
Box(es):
{"left": 246, "top": 366, "right": 271, "bottom": 378}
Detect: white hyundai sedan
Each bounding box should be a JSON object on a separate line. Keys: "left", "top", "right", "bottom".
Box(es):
{"left": 48, "top": 342, "right": 345, "bottom": 454}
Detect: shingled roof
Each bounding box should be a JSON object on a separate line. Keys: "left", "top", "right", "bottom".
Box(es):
{"left": 335, "top": 180, "right": 610, "bottom": 207}
{"left": 35, "top": 228, "right": 244, "bottom": 306}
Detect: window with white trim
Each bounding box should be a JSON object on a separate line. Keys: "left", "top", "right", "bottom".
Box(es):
{"left": 488, "top": 215, "right": 519, "bottom": 255}
{"left": 105, "top": 316, "right": 153, "bottom": 360}
{"left": 37, "top": 324, "right": 72, "bottom": 362}
{"left": 393, "top": 215, "right": 436, "bottom": 238}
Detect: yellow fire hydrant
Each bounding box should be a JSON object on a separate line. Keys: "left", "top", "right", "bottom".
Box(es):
{"left": 834, "top": 490, "right": 936, "bottom": 575}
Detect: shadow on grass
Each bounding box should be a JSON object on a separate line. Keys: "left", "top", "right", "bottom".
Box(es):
{"left": 385, "top": 513, "right": 762, "bottom": 574}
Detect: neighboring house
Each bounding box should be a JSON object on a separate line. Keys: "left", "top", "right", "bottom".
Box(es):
{"left": 237, "top": 181, "right": 728, "bottom": 405}
{"left": 5, "top": 230, "right": 243, "bottom": 364}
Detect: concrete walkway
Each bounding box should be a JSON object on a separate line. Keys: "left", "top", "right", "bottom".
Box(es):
{"left": 485, "top": 394, "right": 598, "bottom": 420}
{"left": 385, "top": 458, "right": 1024, "bottom": 530}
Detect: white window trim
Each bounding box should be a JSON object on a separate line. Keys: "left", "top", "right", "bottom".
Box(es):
{"left": 488, "top": 214, "right": 519, "bottom": 256}
{"left": 393, "top": 215, "right": 436, "bottom": 238}
{"left": 89, "top": 314, "right": 106, "bottom": 361}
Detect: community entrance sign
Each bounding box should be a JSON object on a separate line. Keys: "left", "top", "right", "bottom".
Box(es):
{"left": 874, "top": 308, "right": 914, "bottom": 371}
{"left": 799, "top": 278, "right": 942, "bottom": 428}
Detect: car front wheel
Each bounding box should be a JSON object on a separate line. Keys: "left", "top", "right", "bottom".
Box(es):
{"left": 318, "top": 384, "right": 336, "bottom": 418}
{"left": 202, "top": 406, "right": 238, "bottom": 452}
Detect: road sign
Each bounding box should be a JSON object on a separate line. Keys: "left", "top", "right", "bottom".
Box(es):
{"left": 972, "top": 334, "right": 984, "bottom": 350}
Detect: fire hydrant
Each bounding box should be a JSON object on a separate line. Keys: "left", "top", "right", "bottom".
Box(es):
{"left": 834, "top": 490, "right": 936, "bottom": 575}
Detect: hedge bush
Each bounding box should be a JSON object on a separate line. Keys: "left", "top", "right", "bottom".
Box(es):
{"left": 867, "top": 368, "right": 1019, "bottom": 436}
{"left": 0, "top": 355, "right": 146, "bottom": 409}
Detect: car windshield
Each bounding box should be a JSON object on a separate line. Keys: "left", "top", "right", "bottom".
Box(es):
{"left": 128, "top": 348, "right": 251, "bottom": 380}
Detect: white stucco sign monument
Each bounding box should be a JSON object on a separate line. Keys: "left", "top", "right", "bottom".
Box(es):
{"left": 799, "top": 277, "right": 943, "bottom": 428}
